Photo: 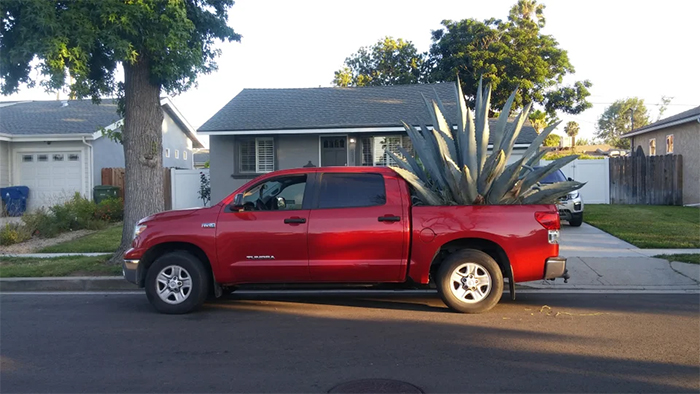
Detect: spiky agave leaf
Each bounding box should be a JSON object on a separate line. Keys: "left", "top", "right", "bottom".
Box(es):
{"left": 444, "top": 157, "right": 470, "bottom": 205}
{"left": 477, "top": 149, "right": 506, "bottom": 196}
{"left": 520, "top": 121, "right": 561, "bottom": 163}
{"left": 498, "top": 102, "right": 532, "bottom": 160}
{"left": 461, "top": 165, "right": 479, "bottom": 204}
{"left": 520, "top": 181, "right": 586, "bottom": 204}
{"left": 487, "top": 156, "right": 526, "bottom": 204}
{"left": 520, "top": 147, "right": 554, "bottom": 177}
{"left": 402, "top": 121, "right": 448, "bottom": 190}
{"left": 396, "top": 145, "right": 429, "bottom": 185}
{"left": 474, "top": 79, "right": 492, "bottom": 172}
{"left": 390, "top": 166, "right": 443, "bottom": 206}
{"left": 491, "top": 88, "right": 518, "bottom": 153}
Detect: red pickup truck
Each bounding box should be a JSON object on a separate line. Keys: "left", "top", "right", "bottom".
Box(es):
{"left": 123, "top": 167, "right": 568, "bottom": 314}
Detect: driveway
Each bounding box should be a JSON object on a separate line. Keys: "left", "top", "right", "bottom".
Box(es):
{"left": 559, "top": 223, "right": 639, "bottom": 258}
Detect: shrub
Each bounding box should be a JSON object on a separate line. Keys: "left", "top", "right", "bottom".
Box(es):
{"left": 22, "top": 209, "right": 64, "bottom": 238}
{"left": 543, "top": 152, "right": 604, "bottom": 161}
{"left": 95, "top": 198, "right": 124, "bottom": 223}
{"left": 50, "top": 193, "right": 97, "bottom": 231}
{"left": 0, "top": 222, "right": 32, "bottom": 246}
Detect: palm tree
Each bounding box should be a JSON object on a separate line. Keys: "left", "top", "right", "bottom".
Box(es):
{"left": 565, "top": 121, "right": 580, "bottom": 148}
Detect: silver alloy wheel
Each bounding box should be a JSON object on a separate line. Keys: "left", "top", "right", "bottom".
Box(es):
{"left": 155, "top": 265, "right": 193, "bottom": 305}
{"left": 449, "top": 262, "right": 492, "bottom": 304}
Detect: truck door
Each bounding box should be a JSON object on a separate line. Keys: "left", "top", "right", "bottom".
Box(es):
{"left": 307, "top": 172, "right": 407, "bottom": 282}
{"left": 216, "top": 174, "right": 311, "bottom": 284}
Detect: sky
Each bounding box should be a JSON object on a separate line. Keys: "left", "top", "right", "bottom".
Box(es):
{"left": 4, "top": 0, "right": 700, "bottom": 147}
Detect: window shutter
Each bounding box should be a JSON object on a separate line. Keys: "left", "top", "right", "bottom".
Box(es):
{"left": 256, "top": 138, "right": 274, "bottom": 173}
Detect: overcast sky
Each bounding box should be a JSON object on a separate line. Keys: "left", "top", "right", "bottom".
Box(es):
{"left": 5, "top": 0, "right": 700, "bottom": 147}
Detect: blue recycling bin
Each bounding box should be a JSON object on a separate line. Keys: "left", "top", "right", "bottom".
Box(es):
{"left": 1, "top": 186, "right": 30, "bottom": 217}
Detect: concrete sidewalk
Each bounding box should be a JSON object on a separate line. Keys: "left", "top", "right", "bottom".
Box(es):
{"left": 522, "top": 223, "right": 700, "bottom": 290}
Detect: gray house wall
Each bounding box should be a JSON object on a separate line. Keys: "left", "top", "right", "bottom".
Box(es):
{"left": 93, "top": 112, "right": 194, "bottom": 186}
{"left": 0, "top": 140, "right": 9, "bottom": 188}
{"left": 629, "top": 121, "right": 700, "bottom": 205}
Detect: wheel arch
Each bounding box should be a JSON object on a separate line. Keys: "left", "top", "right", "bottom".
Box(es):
{"left": 137, "top": 242, "right": 215, "bottom": 289}
{"left": 429, "top": 237, "right": 515, "bottom": 299}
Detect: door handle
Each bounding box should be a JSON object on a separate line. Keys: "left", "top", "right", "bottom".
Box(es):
{"left": 284, "top": 217, "right": 306, "bottom": 224}
{"left": 378, "top": 215, "right": 401, "bottom": 222}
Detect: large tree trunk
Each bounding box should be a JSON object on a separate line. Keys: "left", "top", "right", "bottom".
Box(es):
{"left": 109, "top": 58, "right": 164, "bottom": 264}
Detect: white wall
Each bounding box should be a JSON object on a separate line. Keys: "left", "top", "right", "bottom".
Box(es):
{"left": 541, "top": 158, "right": 610, "bottom": 204}
{"left": 171, "top": 169, "right": 210, "bottom": 210}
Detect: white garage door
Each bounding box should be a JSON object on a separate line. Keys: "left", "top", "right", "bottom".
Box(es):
{"left": 18, "top": 151, "right": 83, "bottom": 211}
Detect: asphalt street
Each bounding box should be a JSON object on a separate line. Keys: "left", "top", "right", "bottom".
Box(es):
{"left": 1, "top": 291, "right": 698, "bottom": 393}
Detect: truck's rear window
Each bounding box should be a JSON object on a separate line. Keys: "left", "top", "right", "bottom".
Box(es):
{"left": 317, "top": 173, "right": 386, "bottom": 209}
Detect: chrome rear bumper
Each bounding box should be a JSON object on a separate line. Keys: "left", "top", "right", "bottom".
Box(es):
{"left": 544, "top": 257, "right": 568, "bottom": 280}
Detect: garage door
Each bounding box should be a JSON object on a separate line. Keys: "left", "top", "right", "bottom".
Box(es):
{"left": 18, "top": 152, "right": 83, "bottom": 211}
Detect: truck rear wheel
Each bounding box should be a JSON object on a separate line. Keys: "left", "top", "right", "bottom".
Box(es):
{"left": 436, "top": 249, "right": 504, "bottom": 314}
{"left": 145, "top": 251, "right": 210, "bottom": 314}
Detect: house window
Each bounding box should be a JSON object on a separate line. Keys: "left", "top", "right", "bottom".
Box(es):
{"left": 360, "top": 135, "right": 415, "bottom": 166}
{"left": 239, "top": 138, "right": 274, "bottom": 173}
{"left": 175, "top": 150, "right": 180, "bottom": 159}
{"left": 68, "top": 154, "right": 79, "bottom": 161}
{"left": 183, "top": 151, "right": 188, "bottom": 160}
{"left": 666, "top": 135, "right": 674, "bottom": 154}
{"left": 649, "top": 138, "right": 656, "bottom": 156}
{"left": 22, "top": 155, "right": 33, "bottom": 162}
{"left": 165, "top": 148, "right": 171, "bottom": 158}
{"left": 53, "top": 154, "right": 64, "bottom": 161}
{"left": 37, "top": 154, "right": 48, "bottom": 162}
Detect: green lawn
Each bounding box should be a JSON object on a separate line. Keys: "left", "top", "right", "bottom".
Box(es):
{"left": 654, "top": 254, "right": 700, "bottom": 265}
{"left": 584, "top": 205, "right": 699, "bottom": 248}
{"left": 39, "top": 224, "right": 123, "bottom": 253}
{"left": 0, "top": 255, "right": 120, "bottom": 277}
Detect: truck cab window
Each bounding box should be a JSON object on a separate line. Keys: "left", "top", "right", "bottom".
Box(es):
{"left": 317, "top": 173, "right": 386, "bottom": 209}
{"left": 242, "top": 175, "right": 307, "bottom": 211}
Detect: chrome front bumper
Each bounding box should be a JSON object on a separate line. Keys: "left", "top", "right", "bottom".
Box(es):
{"left": 123, "top": 259, "right": 139, "bottom": 285}
{"left": 544, "top": 257, "right": 568, "bottom": 280}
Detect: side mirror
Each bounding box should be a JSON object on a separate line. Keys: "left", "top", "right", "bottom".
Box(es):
{"left": 231, "top": 193, "right": 244, "bottom": 209}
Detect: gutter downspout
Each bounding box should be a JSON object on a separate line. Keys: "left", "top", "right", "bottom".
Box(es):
{"left": 82, "top": 137, "right": 93, "bottom": 201}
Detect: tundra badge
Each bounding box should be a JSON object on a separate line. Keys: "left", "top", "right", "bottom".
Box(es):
{"left": 201, "top": 223, "right": 216, "bottom": 228}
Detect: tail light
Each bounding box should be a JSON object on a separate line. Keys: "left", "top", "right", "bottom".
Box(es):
{"left": 536, "top": 211, "right": 561, "bottom": 245}
{"left": 535, "top": 211, "right": 561, "bottom": 230}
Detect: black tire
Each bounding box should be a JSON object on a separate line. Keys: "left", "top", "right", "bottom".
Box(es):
{"left": 145, "top": 251, "right": 210, "bottom": 314}
{"left": 569, "top": 212, "right": 583, "bottom": 227}
{"left": 436, "top": 249, "right": 504, "bottom": 314}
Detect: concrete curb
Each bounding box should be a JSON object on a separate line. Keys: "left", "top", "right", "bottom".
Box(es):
{"left": 0, "top": 276, "right": 139, "bottom": 292}
{"left": 0, "top": 253, "right": 112, "bottom": 258}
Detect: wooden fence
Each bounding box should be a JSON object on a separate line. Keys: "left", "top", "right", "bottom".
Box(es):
{"left": 609, "top": 154, "right": 683, "bottom": 205}
{"left": 101, "top": 167, "right": 173, "bottom": 210}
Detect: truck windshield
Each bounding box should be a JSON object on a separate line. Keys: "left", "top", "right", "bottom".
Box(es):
{"left": 539, "top": 169, "right": 567, "bottom": 184}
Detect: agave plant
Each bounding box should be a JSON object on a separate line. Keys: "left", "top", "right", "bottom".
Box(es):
{"left": 387, "top": 78, "right": 585, "bottom": 205}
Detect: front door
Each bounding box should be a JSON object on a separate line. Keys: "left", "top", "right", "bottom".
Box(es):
{"left": 321, "top": 137, "right": 347, "bottom": 166}
{"left": 216, "top": 174, "right": 311, "bottom": 284}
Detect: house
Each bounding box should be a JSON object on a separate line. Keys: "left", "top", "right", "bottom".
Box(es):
{"left": 0, "top": 97, "right": 203, "bottom": 211}
{"left": 193, "top": 149, "right": 210, "bottom": 169}
{"left": 198, "top": 83, "right": 539, "bottom": 203}
{"left": 621, "top": 105, "right": 700, "bottom": 205}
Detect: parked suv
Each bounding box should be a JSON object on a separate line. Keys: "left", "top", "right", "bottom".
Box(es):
{"left": 537, "top": 168, "right": 584, "bottom": 226}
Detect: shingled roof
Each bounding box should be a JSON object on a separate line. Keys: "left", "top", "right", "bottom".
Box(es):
{"left": 0, "top": 99, "right": 120, "bottom": 136}
{"left": 199, "top": 83, "right": 538, "bottom": 144}
{"left": 622, "top": 105, "right": 700, "bottom": 138}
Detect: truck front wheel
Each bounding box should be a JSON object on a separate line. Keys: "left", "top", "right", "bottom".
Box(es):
{"left": 145, "top": 251, "right": 210, "bottom": 314}
{"left": 436, "top": 250, "right": 504, "bottom": 313}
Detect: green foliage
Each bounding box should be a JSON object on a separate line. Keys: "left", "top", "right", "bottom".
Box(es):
{"left": 575, "top": 137, "right": 591, "bottom": 146}
{"left": 389, "top": 79, "right": 584, "bottom": 206}
{"left": 95, "top": 198, "right": 124, "bottom": 222}
{"left": 198, "top": 172, "right": 211, "bottom": 206}
{"left": 0, "top": 255, "right": 120, "bottom": 278}
{"left": 0, "top": 0, "right": 241, "bottom": 98}
{"left": 100, "top": 125, "right": 124, "bottom": 144}
{"left": 596, "top": 97, "right": 650, "bottom": 149}
{"left": 543, "top": 152, "right": 603, "bottom": 160}
{"left": 40, "top": 225, "right": 122, "bottom": 253}
{"left": 564, "top": 121, "right": 580, "bottom": 146}
{"left": 0, "top": 223, "right": 32, "bottom": 246}
{"left": 543, "top": 134, "right": 561, "bottom": 147}
{"left": 204, "top": 160, "right": 210, "bottom": 169}
{"left": 656, "top": 95, "right": 673, "bottom": 122}
{"left": 333, "top": 36, "right": 429, "bottom": 87}
{"left": 429, "top": 0, "right": 592, "bottom": 115}
{"left": 654, "top": 254, "right": 700, "bottom": 265}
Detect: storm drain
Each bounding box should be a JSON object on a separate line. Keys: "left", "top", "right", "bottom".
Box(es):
{"left": 328, "top": 379, "right": 423, "bottom": 393}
